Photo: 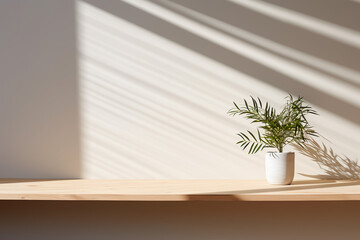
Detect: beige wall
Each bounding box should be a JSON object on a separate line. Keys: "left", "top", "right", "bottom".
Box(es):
{"left": 79, "top": 0, "right": 360, "bottom": 179}
{"left": 0, "top": 0, "right": 80, "bottom": 178}
{"left": 1, "top": 1, "right": 360, "bottom": 240}
{"left": 0, "top": 0, "right": 359, "bottom": 179}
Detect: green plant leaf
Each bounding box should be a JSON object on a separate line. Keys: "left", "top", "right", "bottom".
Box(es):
{"left": 247, "top": 130, "right": 257, "bottom": 142}
{"left": 229, "top": 94, "right": 319, "bottom": 154}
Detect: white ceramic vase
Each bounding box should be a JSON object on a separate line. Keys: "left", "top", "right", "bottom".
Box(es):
{"left": 265, "top": 152, "right": 295, "bottom": 185}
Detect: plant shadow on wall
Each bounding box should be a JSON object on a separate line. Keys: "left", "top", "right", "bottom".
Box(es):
{"left": 294, "top": 138, "right": 360, "bottom": 180}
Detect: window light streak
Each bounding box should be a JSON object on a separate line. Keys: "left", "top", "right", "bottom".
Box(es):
{"left": 80, "top": 25, "right": 274, "bottom": 123}
{"left": 83, "top": 97, "right": 212, "bottom": 162}
{"left": 121, "top": 0, "right": 360, "bottom": 107}
{"left": 79, "top": 2, "right": 285, "bottom": 104}
{"left": 83, "top": 52, "right": 227, "bottom": 122}
{"left": 82, "top": 39, "right": 228, "bottom": 108}
{"left": 160, "top": 0, "right": 360, "bottom": 86}
{"left": 88, "top": 117, "right": 199, "bottom": 165}
{"left": 86, "top": 114, "right": 246, "bottom": 175}
{"left": 84, "top": 156, "right": 121, "bottom": 178}
{"left": 81, "top": 1, "right": 359, "bottom": 144}
{"left": 84, "top": 136, "right": 166, "bottom": 178}
{"left": 83, "top": 58, "right": 261, "bottom": 136}
{"left": 83, "top": 62, "right": 315, "bottom": 172}
{"left": 81, "top": 30, "right": 237, "bottom": 102}
{"left": 82, "top": 103, "right": 224, "bottom": 178}
{"left": 82, "top": 84, "right": 260, "bottom": 177}
{"left": 83, "top": 143, "right": 145, "bottom": 178}
{"left": 80, "top": 1, "right": 358, "bottom": 141}
{"left": 82, "top": 65, "right": 255, "bottom": 160}
{"left": 82, "top": 64, "right": 262, "bottom": 166}
{"left": 229, "top": 0, "right": 360, "bottom": 49}
{"left": 84, "top": 71, "right": 230, "bottom": 142}
{"left": 82, "top": 83, "right": 214, "bottom": 177}
{"left": 78, "top": 1, "right": 359, "bottom": 178}
{"left": 88, "top": 127, "right": 176, "bottom": 173}
{"left": 85, "top": 145, "right": 156, "bottom": 178}
{"left": 88, "top": 125, "right": 220, "bottom": 177}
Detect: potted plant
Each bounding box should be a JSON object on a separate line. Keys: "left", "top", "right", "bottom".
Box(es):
{"left": 228, "top": 94, "right": 319, "bottom": 185}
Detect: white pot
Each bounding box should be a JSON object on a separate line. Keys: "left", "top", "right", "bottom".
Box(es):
{"left": 265, "top": 152, "right": 295, "bottom": 185}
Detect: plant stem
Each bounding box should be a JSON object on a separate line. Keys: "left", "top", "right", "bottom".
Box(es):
{"left": 279, "top": 145, "right": 283, "bottom": 153}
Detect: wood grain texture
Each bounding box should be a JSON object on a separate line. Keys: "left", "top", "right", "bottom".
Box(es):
{"left": 0, "top": 179, "right": 359, "bottom": 201}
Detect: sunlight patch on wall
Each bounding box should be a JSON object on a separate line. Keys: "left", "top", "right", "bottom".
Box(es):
{"left": 77, "top": 1, "right": 288, "bottom": 178}
{"left": 77, "top": 1, "right": 360, "bottom": 179}
{"left": 122, "top": 0, "right": 360, "bottom": 109}
{"left": 160, "top": 0, "right": 360, "bottom": 86}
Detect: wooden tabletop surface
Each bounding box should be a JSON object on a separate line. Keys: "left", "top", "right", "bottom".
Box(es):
{"left": 0, "top": 179, "right": 359, "bottom": 201}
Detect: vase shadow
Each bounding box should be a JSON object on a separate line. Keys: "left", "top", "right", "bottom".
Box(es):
{"left": 294, "top": 138, "right": 360, "bottom": 180}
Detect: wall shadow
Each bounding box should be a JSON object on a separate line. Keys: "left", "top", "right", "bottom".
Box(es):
{"left": 0, "top": 0, "right": 358, "bottom": 179}
{"left": 166, "top": 0, "right": 360, "bottom": 70}
{"left": 0, "top": 0, "right": 81, "bottom": 178}
{"left": 185, "top": 180, "right": 360, "bottom": 197}
{"left": 2, "top": 200, "right": 360, "bottom": 240}
{"left": 83, "top": 0, "right": 360, "bottom": 125}
{"left": 78, "top": 0, "right": 360, "bottom": 178}
{"left": 265, "top": 0, "right": 360, "bottom": 31}
{"left": 294, "top": 138, "right": 360, "bottom": 180}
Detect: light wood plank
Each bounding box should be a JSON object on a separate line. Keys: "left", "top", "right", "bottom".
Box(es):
{"left": 0, "top": 179, "right": 359, "bottom": 201}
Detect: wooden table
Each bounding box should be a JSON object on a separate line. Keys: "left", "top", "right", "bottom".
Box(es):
{"left": 0, "top": 179, "right": 359, "bottom": 201}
